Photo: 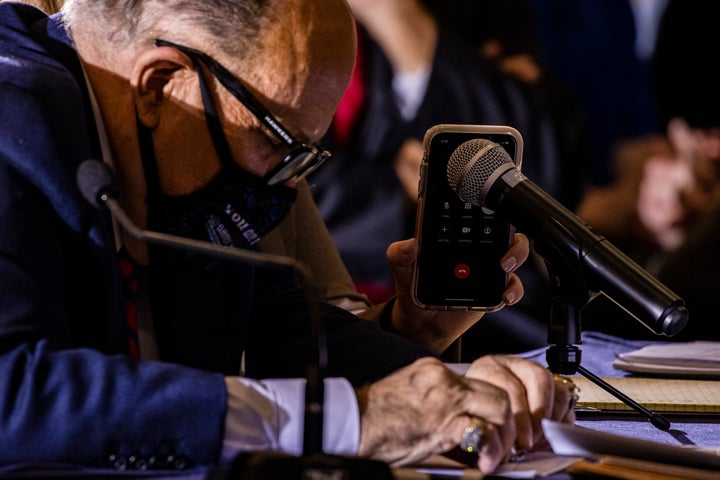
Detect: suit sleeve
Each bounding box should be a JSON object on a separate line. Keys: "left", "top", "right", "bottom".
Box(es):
{"left": 0, "top": 80, "right": 228, "bottom": 469}
{"left": 0, "top": 342, "right": 227, "bottom": 469}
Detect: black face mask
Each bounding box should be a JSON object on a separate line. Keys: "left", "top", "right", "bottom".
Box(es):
{"left": 139, "top": 58, "right": 297, "bottom": 251}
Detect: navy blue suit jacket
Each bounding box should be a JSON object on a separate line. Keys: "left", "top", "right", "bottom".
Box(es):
{"left": 0, "top": 4, "right": 430, "bottom": 471}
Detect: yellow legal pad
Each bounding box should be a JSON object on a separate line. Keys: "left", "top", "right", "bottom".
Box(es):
{"left": 572, "top": 376, "right": 720, "bottom": 414}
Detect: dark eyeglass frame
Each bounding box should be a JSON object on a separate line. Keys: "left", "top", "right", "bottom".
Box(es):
{"left": 155, "top": 38, "right": 331, "bottom": 185}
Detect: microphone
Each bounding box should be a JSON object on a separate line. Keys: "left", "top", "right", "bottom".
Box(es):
{"left": 75, "top": 159, "right": 393, "bottom": 479}
{"left": 75, "top": 158, "right": 311, "bottom": 281}
{"left": 446, "top": 139, "right": 688, "bottom": 337}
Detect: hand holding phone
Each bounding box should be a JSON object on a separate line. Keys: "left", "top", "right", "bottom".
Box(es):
{"left": 411, "top": 125, "right": 523, "bottom": 311}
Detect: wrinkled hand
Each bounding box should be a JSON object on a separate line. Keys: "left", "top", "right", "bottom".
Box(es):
{"left": 385, "top": 234, "right": 530, "bottom": 354}
{"left": 356, "top": 357, "right": 515, "bottom": 472}
{"left": 464, "top": 355, "right": 576, "bottom": 454}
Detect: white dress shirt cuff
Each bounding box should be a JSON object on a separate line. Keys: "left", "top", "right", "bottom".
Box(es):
{"left": 221, "top": 377, "right": 360, "bottom": 464}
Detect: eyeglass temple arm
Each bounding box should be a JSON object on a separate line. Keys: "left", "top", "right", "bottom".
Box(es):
{"left": 155, "top": 38, "right": 300, "bottom": 149}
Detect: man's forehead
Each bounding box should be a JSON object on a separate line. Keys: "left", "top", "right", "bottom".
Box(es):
{"left": 218, "top": 0, "right": 355, "bottom": 133}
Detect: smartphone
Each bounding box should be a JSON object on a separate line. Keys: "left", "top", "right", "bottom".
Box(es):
{"left": 411, "top": 124, "right": 523, "bottom": 311}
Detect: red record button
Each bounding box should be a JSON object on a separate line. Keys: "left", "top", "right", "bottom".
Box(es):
{"left": 454, "top": 263, "right": 471, "bottom": 279}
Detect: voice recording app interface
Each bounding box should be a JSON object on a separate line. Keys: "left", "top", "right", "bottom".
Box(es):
{"left": 412, "top": 125, "right": 523, "bottom": 310}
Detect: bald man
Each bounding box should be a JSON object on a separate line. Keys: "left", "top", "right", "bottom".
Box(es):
{"left": 0, "top": 0, "right": 572, "bottom": 474}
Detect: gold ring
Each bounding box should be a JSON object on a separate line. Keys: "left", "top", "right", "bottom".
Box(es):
{"left": 553, "top": 374, "right": 580, "bottom": 409}
{"left": 460, "top": 417, "right": 486, "bottom": 454}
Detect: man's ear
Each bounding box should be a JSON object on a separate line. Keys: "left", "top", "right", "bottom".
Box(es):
{"left": 132, "top": 46, "right": 194, "bottom": 128}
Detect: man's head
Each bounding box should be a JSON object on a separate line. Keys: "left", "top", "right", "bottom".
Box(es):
{"left": 64, "top": 0, "right": 355, "bottom": 183}
{"left": 63, "top": 0, "right": 355, "bottom": 259}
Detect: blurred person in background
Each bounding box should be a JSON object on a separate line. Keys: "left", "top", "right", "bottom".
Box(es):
{"left": 634, "top": 0, "right": 720, "bottom": 341}
{"left": 578, "top": 0, "right": 720, "bottom": 341}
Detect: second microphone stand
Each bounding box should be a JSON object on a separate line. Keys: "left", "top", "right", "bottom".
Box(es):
{"left": 543, "top": 257, "right": 671, "bottom": 431}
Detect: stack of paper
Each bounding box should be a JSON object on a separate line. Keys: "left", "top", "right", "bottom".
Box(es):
{"left": 543, "top": 419, "right": 720, "bottom": 478}
{"left": 612, "top": 341, "right": 720, "bottom": 377}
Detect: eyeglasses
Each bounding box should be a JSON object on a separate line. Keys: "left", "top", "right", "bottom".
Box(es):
{"left": 155, "top": 39, "right": 331, "bottom": 185}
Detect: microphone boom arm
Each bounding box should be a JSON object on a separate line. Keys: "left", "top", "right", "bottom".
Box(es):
{"left": 533, "top": 222, "right": 673, "bottom": 431}
{"left": 102, "top": 193, "right": 312, "bottom": 284}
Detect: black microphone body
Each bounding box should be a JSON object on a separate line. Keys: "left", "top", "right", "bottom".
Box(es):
{"left": 448, "top": 141, "right": 688, "bottom": 337}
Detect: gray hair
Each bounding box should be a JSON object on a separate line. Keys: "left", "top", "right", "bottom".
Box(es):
{"left": 62, "top": 0, "right": 271, "bottom": 59}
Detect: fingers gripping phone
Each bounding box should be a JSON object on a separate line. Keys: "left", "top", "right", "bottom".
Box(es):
{"left": 411, "top": 125, "right": 524, "bottom": 311}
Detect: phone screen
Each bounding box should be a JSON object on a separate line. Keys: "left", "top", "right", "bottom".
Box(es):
{"left": 412, "top": 125, "right": 522, "bottom": 310}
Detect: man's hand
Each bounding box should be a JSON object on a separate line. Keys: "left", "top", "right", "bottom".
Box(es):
{"left": 385, "top": 234, "right": 530, "bottom": 354}
{"left": 356, "top": 357, "right": 516, "bottom": 472}
{"left": 464, "top": 355, "right": 576, "bottom": 453}
{"left": 356, "top": 355, "right": 573, "bottom": 472}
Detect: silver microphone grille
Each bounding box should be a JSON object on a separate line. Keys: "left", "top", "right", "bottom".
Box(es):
{"left": 447, "top": 138, "right": 513, "bottom": 205}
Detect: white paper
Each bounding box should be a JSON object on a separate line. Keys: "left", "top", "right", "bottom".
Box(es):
{"left": 542, "top": 419, "right": 720, "bottom": 470}
{"left": 613, "top": 341, "right": 720, "bottom": 376}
